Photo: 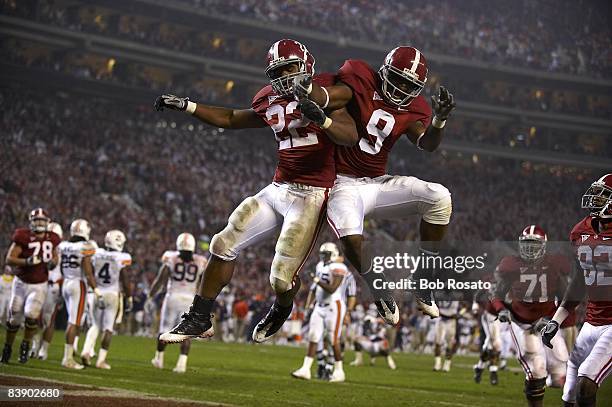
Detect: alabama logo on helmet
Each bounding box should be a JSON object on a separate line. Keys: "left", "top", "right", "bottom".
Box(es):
{"left": 582, "top": 173, "right": 612, "bottom": 219}
{"left": 379, "top": 46, "right": 428, "bottom": 107}
{"left": 265, "top": 39, "right": 315, "bottom": 96}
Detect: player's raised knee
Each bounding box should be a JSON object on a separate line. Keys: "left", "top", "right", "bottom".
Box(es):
{"left": 209, "top": 229, "right": 238, "bottom": 261}
{"left": 269, "top": 275, "right": 292, "bottom": 294}
{"left": 423, "top": 186, "right": 452, "bottom": 225}
{"left": 228, "top": 197, "right": 259, "bottom": 232}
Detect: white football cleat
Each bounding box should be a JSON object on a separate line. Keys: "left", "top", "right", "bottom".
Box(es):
{"left": 62, "top": 358, "right": 84, "bottom": 370}
{"left": 349, "top": 360, "right": 363, "bottom": 367}
{"left": 37, "top": 350, "right": 48, "bottom": 360}
{"left": 416, "top": 298, "right": 439, "bottom": 318}
{"left": 96, "top": 361, "right": 111, "bottom": 370}
{"left": 329, "top": 369, "right": 345, "bottom": 383}
{"left": 173, "top": 365, "right": 186, "bottom": 374}
{"left": 151, "top": 357, "right": 163, "bottom": 369}
{"left": 387, "top": 356, "right": 397, "bottom": 370}
{"left": 442, "top": 359, "right": 451, "bottom": 372}
{"left": 291, "top": 367, "right": 311, "bottom": 380}
{"left": 433, "top": 357, "right": 442, "bottom": 371}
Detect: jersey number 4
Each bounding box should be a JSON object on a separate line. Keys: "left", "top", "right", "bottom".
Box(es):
{"left": 266, "top": 101, "right": 318, "bottom": 150}
{"left": 98, "top": 263, "right": 111, "bottom": 285}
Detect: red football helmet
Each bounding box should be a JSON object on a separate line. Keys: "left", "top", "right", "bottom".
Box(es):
{"left": 29, "top": 208, "right": 50, "bottom": 233}
{"left": 582, "top": 173, "right": 612, "bottom": 219}
{"left": 265, "top": 39, "right": 315, "bottom": 96}
{"left": 379, "top": 46, "right": 428, "bottom": 107}
{"left": 519, "top": 225, "right": 547, "bottom": 261}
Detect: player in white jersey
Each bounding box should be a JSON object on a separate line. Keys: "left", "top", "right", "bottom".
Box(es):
{"left": 34, "top": 222, "right": 64, "bottom": 360}
{"left": 433, "top": 300, "right": 462, "bottom": 372}
{"left": 350, "top": 304, "right": 397, "bottom": 370}
{"left": 292, "top": 243, "right": 348, "bottom": 382}
{"left": 0, "top": 267, "right": 14, "bottom": 325}
{"left": 59, "top": 219, "right": 101, "bottom": 369}
{"left": 149, "top": 233, "right": 206, "bottom": 373}
{"left": 80, "top": 230, "right": 132, "bottom": 369}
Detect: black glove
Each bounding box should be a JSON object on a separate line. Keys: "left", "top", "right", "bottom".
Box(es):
{"left": 154, "top": 94, "right": 190, "bottom": 112}
{"left": 497, "top": 309, "right": 511, "bottom": 323}
{"left": 541, "top": 320, "right": 559, "bottom": 349}
{"left": 298, "top": 98, "right": 327, "bottom": 127}
{"left": 431, "top": 86, "right": 456, "bottom": 121}
{"left": 47, "top": 260, "right": 57, "bottom": 271}
{"left": 292, "top": 74, "right": 313, "bottom": 100}
{"left": 26, "top": 255, "right": 41, "bottom": 266}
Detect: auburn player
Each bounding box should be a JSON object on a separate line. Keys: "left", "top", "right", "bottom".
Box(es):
{"left": 1, "top": 208, "right": 60, "bottom": 364}
{"left": 433, "top": 300, "right": 463, "bottom": 372}
{"left": 59, "top": 219, "right": 100, "bottom": 369}
{"left": 542, "top": 173, "right": 612, "bottom": 407}
{"left": 492, "top": 225, "right": 571, "bottom": 407}
{"left": 350, "top": 305, "right": 397, "bottom": 370}
{"left": 154, "top": 39, "right": 357, "bottom": 344}
{"left": 35, "top": 222, "right": 64, "bottom": 360}
{"left": 149, "top": 233, "right": 206, "bottom": 373}
{"left": 293, "top": 46, "right": 456, "bottom": 322}
{"left": 292, "top": 243, "right": 348, "bottom": 382}
{"left": 80, "top": 230, "right": 132, "bottom": 369}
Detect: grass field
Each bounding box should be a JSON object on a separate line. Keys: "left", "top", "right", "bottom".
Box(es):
{"left": 1, "top": 334, "right": 610, "bottom": 406}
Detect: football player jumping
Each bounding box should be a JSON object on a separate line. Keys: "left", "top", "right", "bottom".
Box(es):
{"left": 80, "top": 230, "right": 132, "bottom": 369}
{"left": 542, "top": 173, "right": 612, "bottom": 407}
{"left": 2, "top": 209, "right": 60, "bottom": 364}
{"left": 491, "top": 225, "right": 571, "bottom": 407}
{"left": 293, "top": 46, "right": 456, "bottom": 322}
{"left": 148, "top": 233, "right": 206, "bottom": 373}
{"left": 154, "top": 39, "right": 357, "bottom": 344}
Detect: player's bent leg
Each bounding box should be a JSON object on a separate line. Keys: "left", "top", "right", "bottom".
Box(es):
{"left": 163, "top": 192, "right": 279, "bottom": 344}
{"left": 172, "top": 339, "right": 191, "bottom": 374}
{"left": 524, "top": 378, "right": 546, "bottom": 407}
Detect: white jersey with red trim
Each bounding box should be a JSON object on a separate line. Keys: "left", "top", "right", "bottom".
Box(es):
{"left": 314, "top": 261, "right": 348, "bottom": 304}
{"left": 162, "top": 251, "right": 207, "bottom": 296}
{"left": 92, "top": 248, "right": 132, "bottom": 293}
{"left": 59, "top": 240, "right": 97, "bottom": 280}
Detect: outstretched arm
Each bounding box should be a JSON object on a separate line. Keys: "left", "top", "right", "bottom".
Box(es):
{"left": 404, "top": 86, "right": 456, "bottom": 152}
{"left": 154, "top": 94, "right": 267, "bottom": 129}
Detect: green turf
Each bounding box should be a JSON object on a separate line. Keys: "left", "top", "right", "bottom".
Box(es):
{"left": 0, "top": 333, "right": 610, "bottom": 406}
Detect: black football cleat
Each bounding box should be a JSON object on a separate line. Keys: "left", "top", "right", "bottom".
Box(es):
{"left": 252, "top": 302, "right": 293, "bottom": 343}
{"left": 316, "top": 364, "right": 327, "bottom": 380}
{"left": 1, "top": 344, "right": 12, "bottom": 364}
{"left": 474, "top": 366, "right": 483, "bottom": 383}
{"left": 19, "top": 341, "right": 29, "bottom": 364}
{"left": 374, "top": 297, "right": 400, "bottom": 325}
{"left": 159, "top": 310, "right": 214, "bottom": 343}
{"left": 490, "top": 370, "right": 498, "bottom": 385}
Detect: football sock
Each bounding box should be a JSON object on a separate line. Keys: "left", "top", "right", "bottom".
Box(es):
{"left": 82, "top": 326, "right": 99, "bottom": 357}
{"left": 192, "top": 295, "right": 214, "bottom": 316}
{"left": 73, "top": 336, "right": 79, "bottom": 353}
{"left": 97, "top": 348, "right": 108, "bottom": 363}
{"left": 155, "top": 351, "right": 164, "bottom": 362}
{"left": 334, "top": 360, "right": 343, "bottom": 371}
{"left": 38, "top": 341, "right": 49, "bottom": 356}
{"left": 303, "top": 356, "right": 314, "bottom": 370}
{"left": 176, "top": 354, "right": 188, "bottom": 369}
{"left": 64, "top": 344, "right": 74, "bottom": 360}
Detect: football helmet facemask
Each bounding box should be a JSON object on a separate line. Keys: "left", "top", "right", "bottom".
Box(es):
{"left": 265, "top": 39, "right": 315, "bottom": 96}
{"left": 379, "top": 46, "right": 428, "bottom": 107}
{"left": 582, "top": 173, "right": 612, "bottom": 219}
{"left": 518, "top": 225, "right": 547, "bottom": 261}
{"left": 29, "top": 208, "right": 50, "bottom": 233}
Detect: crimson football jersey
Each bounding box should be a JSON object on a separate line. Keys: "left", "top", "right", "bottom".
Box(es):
{"left": 493, "top": 254, "right": 571, "bottom": 323}
{"left": 569, "top": 216, "right": 612, "bottom": 326}
{"left": 335, "top": 59, "right": 432, "bottom": 178}
{"left": 11, "top": 228, "right": 61, "bottom": 284}
{"left": 251, "top": 74, "right": 336, "bottom": 188}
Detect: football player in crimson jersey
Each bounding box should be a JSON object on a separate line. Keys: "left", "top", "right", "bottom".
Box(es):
{"left": 1, "top": 208, "right": 60, "bottom": 364}
{"left": 154, "top": 39, "right": 358, "bottom": 344}
{"left": 491, "top": 225, "right": 571, "bottom": 407}
{"left": 542, "top": 173, "right": 612, "bottom": 407}
{"left": 293, "top": 46, "right": 456, "bottom": 323}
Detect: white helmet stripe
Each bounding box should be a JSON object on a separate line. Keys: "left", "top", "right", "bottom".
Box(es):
{"left": 530, "top": 225, "right": 535, "bottom": 235}
{"left": 273, "top": 41, "right": 279, "bottom": 60}
{"left": 410, "top": 49, "right": 421, "bottom": 73}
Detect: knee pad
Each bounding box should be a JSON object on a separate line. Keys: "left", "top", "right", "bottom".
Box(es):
{"left": 24, "top": 318, "right": 38, "bottom": 330}
{"left": 209, "top": 230, "right": 238, "bottom": 261}
{"left": 269, "top": 275, "right": 293, "bottom": 294}
{"left": 524, "top": 378, "right": 546, "bottom": 401}
{"left": 423, "top": 189, "right": 452, "bottom": 225}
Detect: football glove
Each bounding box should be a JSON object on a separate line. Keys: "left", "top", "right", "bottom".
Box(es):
{"left": 298, "top": 98, "right": 328, "bottom": 127}
{"left": 292, "top": 74, "right": 313, "bottom": 99}
{"left": 154, "top": 94, "right": 189, "bottom": 112}
{"left": 47, "top": 260, "right": 57, "bottom": 270}
{"left": 431, "top": 86, "right": 456, "bottom": 121}
{"left": 541, "top": 320, "right": 559, "bottom": 349}
{"left": 497, "top": 309, "right": 511, "bottom": 323}
{"left": 94, "top": 288, "right": 106, "bottom": 310}
{"left": 26, "top": 255, "right": 41, "bottom": 266}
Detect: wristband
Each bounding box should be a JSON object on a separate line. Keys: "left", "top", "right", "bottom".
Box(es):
{"left": 321, "top": 87, "right": 330, "bottom": 109}
{"left": 186, "top": 101, "right": 197, "bottom": 115}
{"left": 321, "top": 117, "right": 332, "bottom": 129}
{"left": 432, "top": 116, "right": 446, "bottom": 129}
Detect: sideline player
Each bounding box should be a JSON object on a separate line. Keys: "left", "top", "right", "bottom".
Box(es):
{"left": 59, "top": 219, "right": 100, "bottom": 369}
{"left": 35, "top": 222, "right": 65, "bottom": 360}
{"left": 1, "top": 209, "right": 60, "bottom": 364}
{"left": 350, "top": 305, "right": 397, "bottom": 370}
{"left": 292, "top": 243, "right": 348, "bottom": 382}
{"left": 154, "top": 39, "right": 358, "bottom": 344}
{"left": 433, "top": 300, "right": 462, "bottom": 372}
{"left": 492, "top": 225, "right": 571, "bottom": 407}
{"left": 542, "top": 173, "right": 612, "bottom": 407}
{"left": 149, "top": 233, "right": 206, "bottom": 373}
{"left": 80, "top": 230, "right": 132, "bottom": 369}
{"left": 294, "top": 46, "right": 455, "bottom": 322}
